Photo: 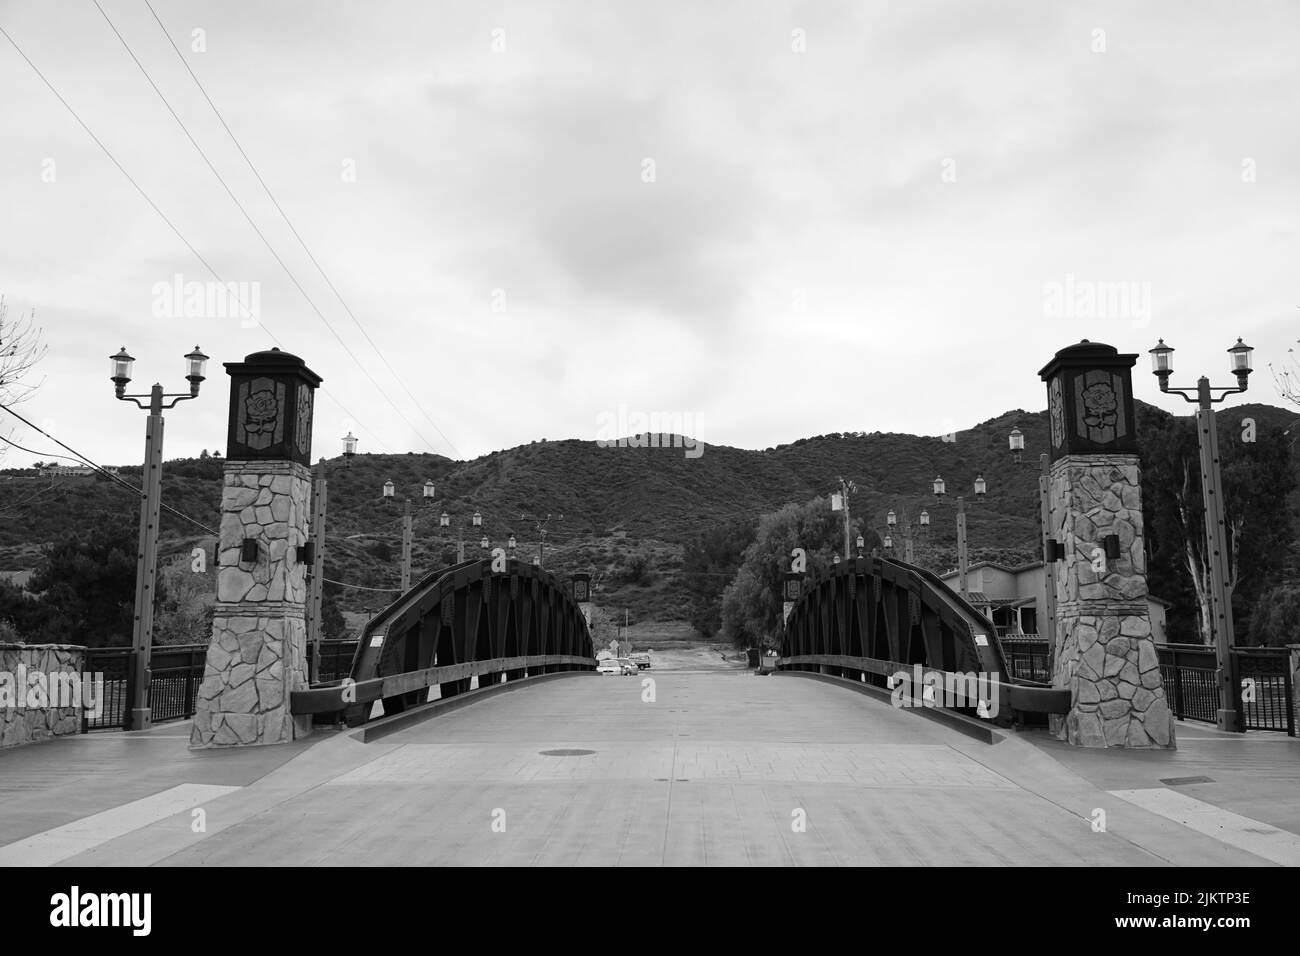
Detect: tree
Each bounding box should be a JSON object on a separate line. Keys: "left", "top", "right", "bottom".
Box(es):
{"left": 718, "top": 496, "right": 881, "bottom": 650}
{"left": 683, "top": 517, "right": 757, "bottom": 639}
{"left": 26, "top": 511, "right": 138, "bottom": 647}
{"left": 0, "top": 297, "right": 46, "bottom": 466}
{"left": 0, "top": 578, "right": 50, "bottom": 640}
{"left": 1247, "top": 585, "right": 1300, "bottom": 647}
{"left": 1139, "top": 407, "right": 1296, "bottom": 644}
{"left": 321, "top": 588, "right": 347, "bottom": 640}
{"left": 153, "top": 556, "right": 215, "bottom": 646}
{"left": 0, "top": 296, "right": 46, "bottom": 407}
{"left": 586, "top": 604, "right": 620, "bottom": 651}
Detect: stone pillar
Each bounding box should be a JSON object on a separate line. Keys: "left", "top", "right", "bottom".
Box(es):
{"left": 192, "top": 348, "right": 322, "bottom": 748}
{"left": 1039, "top": 341, "right": 1174, "bottom": 749}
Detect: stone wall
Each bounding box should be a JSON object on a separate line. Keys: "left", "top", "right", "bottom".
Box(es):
{"left": 191, "top": 461, "right": 313, "bottom": 747}
{"left": 0, "top": 643, "right": 89, "bottom": 748}
{"left": 1049, "top": 454, "right": 1175, "bottom": 748}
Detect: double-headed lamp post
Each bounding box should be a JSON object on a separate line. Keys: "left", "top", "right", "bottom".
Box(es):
{"left": 884, "top": 508, "right": 917, "bottom": 563}
{"left": 436, "top": 508, "right": 482, "bottom": 563}
{"left": 933, "top": 473, "right": 985, "bottom": 600}
{"left": 110, "top": 345, "right": 208, "bottom": 731}
{"left": 381, "top": 479, "right": 444, "bottom": 591}
{"left": 1149, "top": 336, "right": 1253, "bottom": 733}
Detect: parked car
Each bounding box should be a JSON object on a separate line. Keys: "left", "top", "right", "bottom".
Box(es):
{"left": 596, "top": 659, "right": 624, "bottom": 675}
{"left": 631, "top": 654, "right": 651, "bottom": 670}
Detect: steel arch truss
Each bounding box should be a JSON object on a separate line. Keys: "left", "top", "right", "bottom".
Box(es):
{"left": 291, "top": 559, "right": 595, "bottom": 726}
{"left": 780, "top": 557, "right": 1068, "bottom": 725}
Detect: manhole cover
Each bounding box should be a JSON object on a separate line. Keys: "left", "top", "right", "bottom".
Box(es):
{"left": 539, "top": 749, "right": 596, "bottom": 757}
{"left": 1159, "top": 776, "right": 1215, "bottom": 786}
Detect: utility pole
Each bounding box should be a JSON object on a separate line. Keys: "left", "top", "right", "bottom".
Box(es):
{"left": 836, "top": 477, "right": 856, "bottom": 560}
{"left": 400, "top": 498, "right": 413, "bottom": 592}
{"left": 1196, "top": 379, "right": 1237, "bottom": 731}
{"left": 956, "top": 495, "right": 968, "bottom": 601}
{"left": 110, "top": 345, "right": 208, "bottom": 732}
{"left": 1039, "top": 453, "right": 1057, "bottom": 675}
{"left": 306, "top": 458, "right": 328, "bottom": 681}
{"left": 130, "top": 387, "right": 165, "bottom": 732}
{"left": 1148, "top": 337, "right": 1253, "bottom": 733}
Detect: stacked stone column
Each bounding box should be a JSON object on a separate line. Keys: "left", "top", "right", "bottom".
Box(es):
{"left": 191, "top": 461, "right": 313, "bottom": 746}
{"left": 1048, "top": 454, "right": 1173, "bottom": 747}
{"left": 1039, "top": 340, "right": 1174, "bottom": 749}
{"left": 191, "top": 347, "right": 321, "bottom": 748}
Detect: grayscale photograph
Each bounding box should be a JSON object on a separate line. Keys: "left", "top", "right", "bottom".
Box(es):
{"left": 0, "top": 0, "right": 1295, "bottom": 924}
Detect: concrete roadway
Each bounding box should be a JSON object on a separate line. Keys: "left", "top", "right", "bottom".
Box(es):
{"left": 1, "top": 668, "right": 1298, "bottom": 866}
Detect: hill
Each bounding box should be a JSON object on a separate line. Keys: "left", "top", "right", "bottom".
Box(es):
{"left": 2, "top": 399, "right": 1297, "bottom": 628}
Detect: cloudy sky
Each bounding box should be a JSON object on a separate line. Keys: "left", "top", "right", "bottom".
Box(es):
{"left": 0, "top": 0, "right": 1296, "bottom": 467}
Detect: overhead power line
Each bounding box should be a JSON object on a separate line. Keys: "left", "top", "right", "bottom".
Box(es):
{"left": 0, "top": 19, "right": 394, "bottom": 455}
{"left": 0, "top": 401, "right": 218, "bottom": 535}
{"left": 143, "top": 0, "right": 460, "bottom": 459}
{"left": 92, "top": 1, "right": 451, "bottom": 458}
{"left": 0, "top": 405, "right": 400, "bottom": 593}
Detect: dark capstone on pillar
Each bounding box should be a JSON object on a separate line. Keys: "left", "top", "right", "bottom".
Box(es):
{"left": 192, "top": 348, "right": 323, "bottom": 748}
{"left": 1038, "top": 340, "right": 1173, "bottom": 749}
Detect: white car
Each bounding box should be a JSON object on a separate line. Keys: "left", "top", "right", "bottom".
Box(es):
{"left": 596, "top": 659, "right": 625, "bottom": 675}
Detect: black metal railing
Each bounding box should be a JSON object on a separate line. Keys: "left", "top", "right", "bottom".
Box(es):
{"left": 81, "top": 643, "right": 207, "bottom": 730}
{"left": 999, "top": 637, "right": 1050, "bottom": 683}
{"left": 1158, "top": 643, "right": 1219, "bottom": 724}
{"left": 1234, "top": 647, "right": 1294, "bottom": 735}
{"left": 82, "top": 646, "right": 133, "bottom": 731}
{"left": 1158, "top": 643, "right": 1296, "bottom": 736}
{"left": 147, "top": 644, "right": 207, "bottom": 724}
{"left": 311, "top": 639, "right": 359, "bottom": 683}
{"left": 82, "top": 639, "right": 370, "bottom": 731}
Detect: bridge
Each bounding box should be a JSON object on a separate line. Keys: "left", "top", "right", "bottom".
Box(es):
{"left": 3, "top": 341, "right": 1299, "bottom": 870}
{"left": 2, "top": 554, "right": 1298, "bottom": 867}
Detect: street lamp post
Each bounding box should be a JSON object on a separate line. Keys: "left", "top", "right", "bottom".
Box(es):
{"left": 306, "top": 456, "right": 329, "bottom": 681}
{"left": 836, "top": 478, "right": 858, "bottom": 559}
{"left": 309, "top": 433, "right": 365, "bottom": 680}
{"left": 956, "top": 496, "right": 968, "bottom": 600}
{"left": 400, "top": 500, "right": 413, "bottom": 592}
{"left": 884, "top": 506, "right": 918, "bottom": 564}
{"left": 110, "top": 345, "right": 208, "bottom": 731}
{"left": 1149, "top": 337, "right": 1253, "bottom": 733}
{"left": 934, "top": 475, "right": 984, "bottom": 601}
{"left": 382, "top": 479, "right": 445, "bottom": 590}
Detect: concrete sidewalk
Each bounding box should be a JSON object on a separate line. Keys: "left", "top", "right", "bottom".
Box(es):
{"left": 0, "top": 671, "right": 1296, "bottom": 866}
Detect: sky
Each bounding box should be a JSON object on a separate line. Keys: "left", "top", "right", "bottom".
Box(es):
{"left": 0, "top": 0, "right": 1296, "bottom": 468}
